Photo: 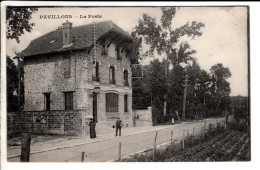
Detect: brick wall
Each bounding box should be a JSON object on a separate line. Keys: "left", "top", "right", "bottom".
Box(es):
{"left": 7, "top": 110, "right": 83, "bottom": 136}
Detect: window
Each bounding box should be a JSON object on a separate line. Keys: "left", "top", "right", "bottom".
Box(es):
{"left": 63, "top": 53, "right": 71, "bottom": 77}
{"left": 109, "top": 66, "right": 115, "bottom": 84}
{"left": 101, "top": 40, "right": 107, "bottom": 55}
{"left": 116, "top": 45, "right": 121, "bottom": 60}
{"left": 92, "top": 62, "right": 100, "bottom": 81}
{"left": 64, "top": 92, "right": 73, "bottom": 110}
{"left": 44, "top": 93, "right": 51, "bottom": 111}
{"left": 106, "top": 93, "right": 118, "bottom": 112}
{"left": 124, "top": 94, "right": 128, "bottom": 112}
{"left": 124, "top": 70, "right": 129, "bottom": 86}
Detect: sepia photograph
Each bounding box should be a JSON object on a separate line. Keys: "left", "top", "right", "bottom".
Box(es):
{"left": 1, "top": 2, "right": 252, "bottom": 166}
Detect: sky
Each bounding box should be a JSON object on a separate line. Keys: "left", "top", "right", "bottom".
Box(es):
{"left": 6, "top": 7, "right": 248, "bottom": 96}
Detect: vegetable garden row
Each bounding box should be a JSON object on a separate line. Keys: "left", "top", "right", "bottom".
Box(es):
{"left": 122, "top": 123, "right": 250, "bottom": 162}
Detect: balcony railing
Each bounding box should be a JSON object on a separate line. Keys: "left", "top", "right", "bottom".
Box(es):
{"left": 92, "top": 76, "right": 100, "bottom": 82}
{"left": 110, "top": 79, "right": 116, "bottom": 84}
{"left": 124, "top": 80, "right": 129, "bottom": 86}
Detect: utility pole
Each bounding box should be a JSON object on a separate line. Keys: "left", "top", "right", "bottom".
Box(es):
{"left": 182, "top": 75, "right": 188, "bottom": 121}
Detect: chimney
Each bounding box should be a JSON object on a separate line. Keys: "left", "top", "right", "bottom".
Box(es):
{"left": 62, "top": 20, "right": 72, "bottom": 47}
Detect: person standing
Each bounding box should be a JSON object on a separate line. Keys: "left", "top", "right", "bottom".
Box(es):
{"left": 116, "top": 117, "right": 122, "bottom": 136}
{"left": 89, "top": 118, "right": 96, "bottom": 138}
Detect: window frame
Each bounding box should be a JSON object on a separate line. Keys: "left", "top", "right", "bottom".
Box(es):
{"left": 123, "top": 70, "right": 129, "bottom": 86}
{"left": 92, "top": 62, "right": 100, "bottom": 82}
{"left": 124, "top": 94, "right": 128, "bottom": 112}
{"left": 64, "top": 92, "right": 73, "bottom": 111}
{"left": 106, "top": 93, "right": 119, "bottom": 112}
{"left": 109, "top": 66, "right": 116, "bottom": 84}
{"left": 63, "top": 52, "right": 71, "bottom": 78}
{"left": 44, "top": 93, "right": 51, "bottom": 111}
{"left": 116, "top": 45, "right": 122, "bottom": 60}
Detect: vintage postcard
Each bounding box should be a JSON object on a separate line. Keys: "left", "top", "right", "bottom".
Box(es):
{"left": 1, "top": 1, "right": 254, "bottom": 169}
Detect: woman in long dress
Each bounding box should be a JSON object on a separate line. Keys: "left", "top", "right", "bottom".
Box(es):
{"left": 89, "top": 119, "right": 96, "bottom": 138}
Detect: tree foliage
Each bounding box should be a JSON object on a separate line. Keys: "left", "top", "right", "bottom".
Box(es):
{"left": 7, "top": 56, "right": 24, "bottom": 112}
{"left": 132, "top": 49, "right": 233, "bottom": 123}
{"left": 7, "top": 56, "right": 19, "bottom": 111}
{"left": 132, "top": 7, "right": 205, "bottom": 57}
{"left": 6, "top": 7, "right": 38, "bottom": 43}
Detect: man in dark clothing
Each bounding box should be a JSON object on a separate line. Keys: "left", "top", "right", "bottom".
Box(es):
{"left": 116, "top": 117, "right": 122, "bottom": 136}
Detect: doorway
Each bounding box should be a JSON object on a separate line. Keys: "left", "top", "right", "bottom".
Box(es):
{"left": 93, "top": 92, "right": 98, "bottom": 123}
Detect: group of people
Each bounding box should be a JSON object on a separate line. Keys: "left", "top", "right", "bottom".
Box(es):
{"left": 88, "top": 117, "right": 123, "bottom": 139}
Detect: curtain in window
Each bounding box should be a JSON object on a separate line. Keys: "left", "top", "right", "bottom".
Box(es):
{"left": 106, "top": 93, "right": 118, "bottom": 112}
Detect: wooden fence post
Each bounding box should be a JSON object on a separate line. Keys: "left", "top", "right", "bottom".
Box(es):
{"left": 204, "top": 121, "right": 207, "bottom": 141}
{"left": 171, "top": 130, "right": 173, "bottom": 146}
{"left": 153, "top": 131, "right": 158, "bottom": 158}
{"left": 118, "top": 142, "right": 122, "bottom": 162}
{"left": 182, "top": 129, "right": 185, "bottom": 150}
{"left": 81, "top": 152, "right": 85, "bottom": 162}
{"left": 20, "top": 133, "right": 31, "bottom": 162}
{"left": 192, "top": 127, "right": 195, "bottom": 146}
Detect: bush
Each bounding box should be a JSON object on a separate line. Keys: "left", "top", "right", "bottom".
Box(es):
{"left": 228, "top": 122, "right": 248, "bottom": 133}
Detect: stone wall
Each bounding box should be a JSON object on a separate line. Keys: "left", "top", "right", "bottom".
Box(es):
{"left": 23, "top": 50, "right": 86, "bottom": 111}
{"left": 7, "top": 110, "right": 83, "bottom": 136}
{"left": 133, "top": 107, "right": 153, "bottom": 127}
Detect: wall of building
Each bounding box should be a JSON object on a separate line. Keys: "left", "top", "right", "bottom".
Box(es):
{"left": 83, "top": 42, "right": 133, "bottom": 128}
{"left": 133, "top": 107, "right": 153, "bottom": 127}
{"left": 24, "top": 50, "right": 86, "bottom": 111}
{"left": 23, "top": 40, "right": 134, "bottom": 131}
{"left": 7, "top": 110, "right": 83, "bottom": 136}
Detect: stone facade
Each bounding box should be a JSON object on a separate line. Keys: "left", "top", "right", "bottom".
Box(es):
{"left": 24, "top": 40, "right": 134, "bottom": 135}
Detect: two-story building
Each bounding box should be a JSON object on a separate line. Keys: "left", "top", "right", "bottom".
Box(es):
{"left": 20, "top": 20, "right": 138, "bottom": 135}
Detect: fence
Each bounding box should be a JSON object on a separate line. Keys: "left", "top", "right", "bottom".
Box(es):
{"left": 7, "top": 110, "right": 83, "bottom": 136}
{"left": 62, "top": 118, "right": 226, "bottom": 162}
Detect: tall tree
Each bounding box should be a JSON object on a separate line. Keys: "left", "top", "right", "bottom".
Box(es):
{"left": 210, "top": 63, "right": 231, "bottom": 114}
{"left": 6, "top": 7, "right": 38, "bottom": 43}
{"left": 132, "top": 7, "right": 205, "bottom": 116}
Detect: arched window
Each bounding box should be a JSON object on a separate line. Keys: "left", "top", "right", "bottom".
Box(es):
{"left": 106, "top": 93, "right": 119, "bottom": 112}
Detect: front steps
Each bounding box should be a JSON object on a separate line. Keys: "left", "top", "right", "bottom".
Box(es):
{"left": 96, "top": 123, "right": 115, "bottom": 134}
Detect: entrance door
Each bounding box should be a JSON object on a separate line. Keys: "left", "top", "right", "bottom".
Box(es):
{"left": 93, "top": 92, "right": 98, "bottom": 123}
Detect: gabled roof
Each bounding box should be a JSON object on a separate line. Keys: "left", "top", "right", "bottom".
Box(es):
{"left": 21, "top": 20, "right": 135, "bottom": 59}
